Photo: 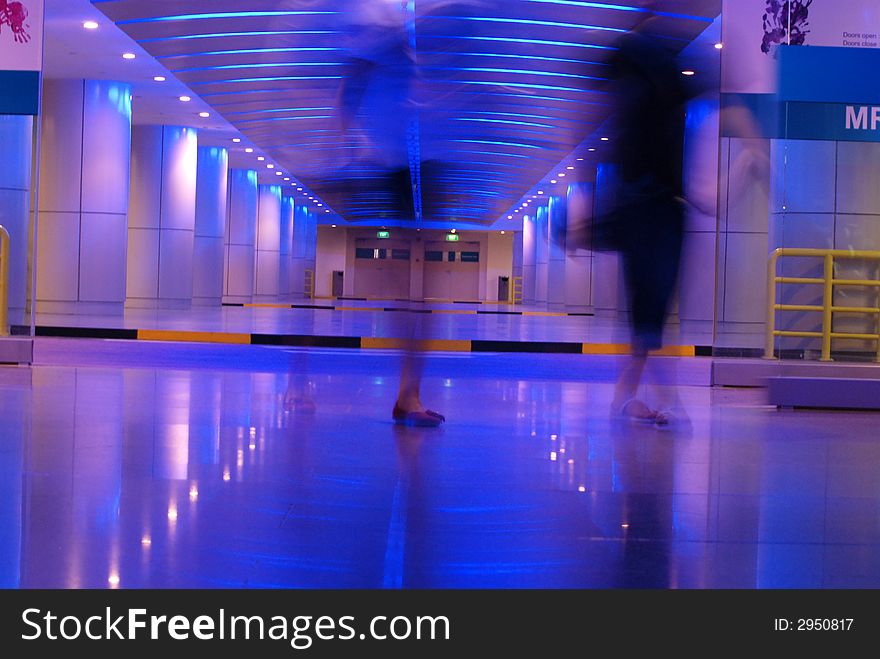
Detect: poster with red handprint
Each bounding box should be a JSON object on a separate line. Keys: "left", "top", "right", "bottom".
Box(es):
{"left": 0, "top": 0, "right": 43, "bottom": 72}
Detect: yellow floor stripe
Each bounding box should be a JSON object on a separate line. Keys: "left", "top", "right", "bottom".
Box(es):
{"left": 522, "top": 311, "right": 568, "bottom": 317}
{"left": 361, "top": 338, "right": 472, "bottom": 352}
{"left": 335, "top": 306, "right": 376, "bottom": 312}
{"left": 137, "top": 330, "right": 252, "bottom": 345}
{"left": 431, "top": 309, "right": 478, "bottom": 315}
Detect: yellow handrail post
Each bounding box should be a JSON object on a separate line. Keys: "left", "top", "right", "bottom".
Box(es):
{"left": 0, "top": 225, "right": 9, "bottom": 337}
{"left": 765, "top": 248, "right": 780, "bottom": 359}
{"left": 821, "top": 253, "right": 834, "bottom": 362}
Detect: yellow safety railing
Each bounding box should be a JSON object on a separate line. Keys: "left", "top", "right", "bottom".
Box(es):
{"left": 304, "top": 269, "right": 315, "bottom": 299}
{"left": 511, "top": 276, "right": 523, "bottom": 305}
{"left": 765, "top": 248, "right": 880, "bottom": 362}
{"left": 0, "top": 225, "right": 9, "bottom": 337}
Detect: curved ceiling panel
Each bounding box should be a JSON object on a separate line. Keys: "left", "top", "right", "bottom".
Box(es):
{"left": 93, "top": 0, "right": 719, "bottom": 225}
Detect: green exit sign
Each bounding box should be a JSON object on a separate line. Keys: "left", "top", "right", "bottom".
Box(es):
{"left": 377, "top": 230, "right": 390, "bottom": 239}
{"left": 445, "top": 233, "right": 460, "bottom": 242}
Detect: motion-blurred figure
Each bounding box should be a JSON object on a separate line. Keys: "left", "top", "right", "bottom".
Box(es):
{"left": 605, "top": 7, "right": 691, "bottom": 425}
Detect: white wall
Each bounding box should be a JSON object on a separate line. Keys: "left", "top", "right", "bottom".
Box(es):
{"left": 315, "top": 225, "right": 347, "bottom": 297}
{"left": 485, "top": 232, "right": 514, "bottom": 302}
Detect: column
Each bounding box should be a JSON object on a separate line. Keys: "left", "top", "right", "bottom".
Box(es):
{"left": 37, "top": 80, "right": 132, "bottom": 315}
{"left": 279, "top": 195, "right": 294, "bottom": 297}
{"left": 127, "top": 125, "right": 198, "bottom": 309}
{"left": 290, "top": 202, "right": 310, "bottom": 298}
{"left": 522, "top": 213, "right": 536, "bottom": 304}
{"left": 535, "top": 203, "right": 549, "bottom": 304}
{"left": 547, "top": 194, "right": 566, "bottom": 308}
{"left": 254, "top": 184, "right": 281, "bottom": 299}
{"left": 0, "top": 115, "right": 32, "bottom": 326}
{"left": 565, "top": 182, "right": 593, "bottom": 308}
{"left": 592, "top": 163, "right": 623, "bottom": 315}
{"left": 193, "top": 145, "right": 228, "bottom": 307}
{"left": 223, "top": 169, "right": 258, "bottom": 304}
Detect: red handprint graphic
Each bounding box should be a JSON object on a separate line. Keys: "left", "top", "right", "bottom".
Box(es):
{"left": 1, "top": 0, "right": 31, "bottom": 44}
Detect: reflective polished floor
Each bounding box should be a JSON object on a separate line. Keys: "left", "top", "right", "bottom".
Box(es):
{"left": 2, "top": 339, "right": 879, "bottom": 588}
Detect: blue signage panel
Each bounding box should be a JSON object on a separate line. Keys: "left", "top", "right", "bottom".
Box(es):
{"left": 0, "top": 70, "right": 39, "bottom": 115}
{"left": 785, "top": 102, "right": 880, "bottom": 142}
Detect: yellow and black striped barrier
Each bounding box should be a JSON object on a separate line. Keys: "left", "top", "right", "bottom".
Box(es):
{"left": 30, "top": 325, "right": 710, "bottom": 356}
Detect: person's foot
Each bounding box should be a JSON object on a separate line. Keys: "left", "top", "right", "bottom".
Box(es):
{"left": 611, "top": 398, "right": 659, "bottom": 423}
{"left": 392, "top": 402, "right": 443, "bottom": 427}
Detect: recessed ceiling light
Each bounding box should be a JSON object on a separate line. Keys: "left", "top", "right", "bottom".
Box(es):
{"left": 550, "top": 179, "right": 557, "bottom": 184}
{"left": 179, "top": 95, "right": 191, "bottom": 102}
{"left": 83, "top": 20, "right": 99, "bottom": 30}
{"left": 245, "top": 147, "right": 254, "bottom": 153}
{"left": 566, "top": 166, "right": 575, "bottom": 170}
{"left": 507, "top": 215, "right": 513, "bottom": 219}
{"left": 297, "top": 187, "right": 303, "bottom": 191}
{"left": 558, "top": 173, "right": 566, "bottom": 177}
{"left": 283, "top": 177, "right": 290, "bottom": 181}
{"left": 232, "top": 138, "right": 241, "bottom": 143}
{"left": 501, "top": 231, "right": 506, "bottom": 234}
{"left": 317, "top": 203, "right": 323, "bottom": 207}
{"left": 714, "top": 42, "right": 723, "bottom": 50}
{"left": 588, "top": 148, "right": 596, "bottom": 152}
{"left": 266, "top": 163, "right": 274, "bottom": 168}
{"left": 122, "top": 53, "right": 136, "bottom": 60}
{"left": 275, "top": 171, "right": 282, "bottom": 175}
{"left": 325, "top": 210, "right": 331, "bottom": 213}
{"left": 577, "top": 157, "right": 584, "bottom": 161}
{"left": 600, "top": 137, "right": 609, "bottom": 141}
{"left": 199, "top": 111, "right": 210, "bottom": 118}
{"left": 153, "top": 76, "right": 166, "bottom": 82}
{"left": 332, "top": 224, "right": 337, "bottom": 227}
{"left": 682, "top": 70, "right": 696, "bottom": 76}
{"left": 257, "top": 156, "right": 265, "bottom": 161}
{"left": 538, "top": 190, "right": 544, "bottom": 195}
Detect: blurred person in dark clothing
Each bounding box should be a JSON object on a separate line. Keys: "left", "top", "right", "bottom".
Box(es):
{"left": 606, "top": 7, "right": 691, "bottom": 425}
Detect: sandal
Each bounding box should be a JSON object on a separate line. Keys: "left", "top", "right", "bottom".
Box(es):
{"left": 392, "top": 404, "right": 443, "bottom": 427}
{"left": 611, "top": 398, "right": 659, "bottom": 424}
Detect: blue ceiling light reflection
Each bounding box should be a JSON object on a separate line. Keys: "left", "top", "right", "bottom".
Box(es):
{"left": 234, "top": 116, "right": 334, "bottom": 125}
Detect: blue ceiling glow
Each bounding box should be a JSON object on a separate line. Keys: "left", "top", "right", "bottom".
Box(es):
{"left": 223, "top": 107, "right": 335, "bottom": 116}
{"left": 438, "top": 35, "right": 617, "bottom": 50}
{"left": 435, "top": 16, "right": 628, "bottom": 32}
{"left": 435, "top": 51, "right": 610, "bottom": 67}
{"left": 93, "top": 0, "right": 719, "bottom": 226}
{"left": 171, "top": 63, "right": 345, "bottom": 74}
{"left": 115, "top": 11, "right": 337, "bottom": 25}
{"left": 157, "top": 48, "right": 343, "bottom": 59}
{"left": 453, "top": 118, "right": 556, "bottom": 128}
{"left": 440, "top": 80, "right": 602, "bottom": 94}
{"left": 428, "top": 66, "right": 606, "bottom": 82}
{"left": 234, "top": 116, "right": 334, "bottom": 125}
{"left": 138, "top": 31, "right": 336, "bottom": 44}
{"left": 188, "top": 76, "right": 343, "bottom": 85}
{"left": 523, "top": 0, "right": 644, "bottom": 10}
